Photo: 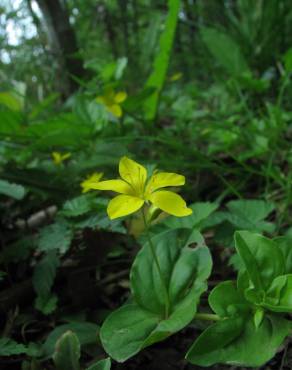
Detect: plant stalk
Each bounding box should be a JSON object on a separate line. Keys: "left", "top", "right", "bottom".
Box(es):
{"left": 141, "top": 208, "right": 170, "bottom": 318}
{"left": 194, "top": 313, "right": 220, "bottom": 321}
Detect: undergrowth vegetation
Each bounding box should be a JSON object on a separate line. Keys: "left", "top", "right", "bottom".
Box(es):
{"left": 1, "top": 0, "right": 292, "bottom": 369}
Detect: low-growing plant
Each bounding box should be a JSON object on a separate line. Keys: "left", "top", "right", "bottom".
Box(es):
{"left": 83, "top": 155, "right": 292, "bottom": 368}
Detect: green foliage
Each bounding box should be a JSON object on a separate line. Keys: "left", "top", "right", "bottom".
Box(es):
{"left": 0, "top": 179, "right": 26, "bottom": 199}
{"left": 86, "top": 358, "right": 111, "bottom": 370}
{"left": 53, "top": 331, "right": 80, "bottom": 370}
{"left": 0, "top": 338, "right": 27, "bottom": 356}
{"left": 33, "top": 250, "right": 60, "bottom": 314}
{"left": 143, "top": 0, "right": 180, "bottom": 121}
{"left": 1, "top": 1, "right": 292, "bottom": 369}
{"left": 38, "top": 222, "right": 73, "bottom": 254}
{"left": 201, "top": 27, "right": 251, "bottom": 78}
{"left": 186, "top": 231, "right": 292, "bottom": 367}
{"left": 100, "top": 228, "right": 212, "bottom": 362}
{"left": 42, "top": 322, "right": 99, "bottom": 358}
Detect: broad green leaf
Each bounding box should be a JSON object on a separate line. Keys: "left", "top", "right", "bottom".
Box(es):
{"left": 186, "top": 317, "right": 244, "bottom": 366}
{"left": 209, "top": 281, "right": 249, "bottom": 317}
{"left": 38, "top": 222, "right": 73, "bottom": 253}
{"left": 186, "top": 315, "right": 291, "bottom": 367}
{"left": 101, "top": 229, "right": 212, "bottom": 362}
{"left": 201, "top": 27, "right": 251, "bottom": 77}
{"left": 235, "top": 231, "right": 284, "bottom": 291}
{"left": 33, "top": 251, "right": 60, "bottom": 298}
{"left": 131, "top": 229, "right": 211, "bottom": 315}
{"left": 0, "top": 337, "right": 27, "bottom": 356}
{"left": 86, "top": 358, "right": 111, "bottom": 370}
{"left": 143, "top": 0, "right": 180, "bottom": 121}
{"left": 42, "top": 322, "right": 99, "bottom": 358}
{"left": 0, "top": 179, "right": 26, "bottom": 200}
{"left": 53, "top": 331, "right": 80, "bottom": 370}
{"left": 100, "top": 304, "right": 159, "bottom": 362}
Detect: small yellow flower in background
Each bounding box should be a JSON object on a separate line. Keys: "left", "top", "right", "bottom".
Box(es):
{"left": 169, "top": 72, "right": 183, "bottom": 82}
{"left": 88, "top": 156, "right": 192, "bottom": 220}
{"left": 96, "top": 89, "right": 127, "bottom": 118}
{"left": 52, "top": 152, "right": 71, "bottom": 165}
{"left": 81, "top": 172, "right": 103, "bottom": 193}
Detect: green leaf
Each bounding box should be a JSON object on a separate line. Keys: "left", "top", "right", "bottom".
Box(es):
{"left": 164, "top": 202, "right": 218, "bottom": 230}
{"left": 209, "top": 281, "right": 249, "bottom": 317}
{"left": 226, "top": 199, "right": 275, "bottom": 233}
{"left": 264, "top": 274, "right": 292, "bottom": 312}
{"left": 186, "top": 316, "right": 244, "bottom": 366}
{"left": 274, "top": 236, "right": 292, "bottom": 273}
{"left": 235, "top": 231, "right": 284, "bottom": 291}
{"left": 53, "top": 331, "right": 80, "bottom": 370}
{"left": 42, "top": 322, "right": 99, "bottom": 358}
{"left": 201, "top": 27, "right": 251, "bottom": 77}
{"left": 0, "top": 337, "right": 27, "bottom": 356}
{"left": 0, "top": 91, "right": 22, "bottom": 111}
{"left": 143, "top": 0, "right": 180, "bottom": 121}
{"left": 186, "top": 315, "right": 291, "bottom": 367}
{"left": 35, "top": 294, "right": 58, "bottom": 315}
{"left": 0, "top": 179, "right": 26, "bottom": 200}
{"left": 86, "top": 358, "right": 111, "bottom": 370}
{"left": 33, "top": 251, "right": 60, "bottom": 298}
{"left": 100, "top": 229, "right": 212, "bottom": 362}
{"left": 100, "top": 304, "right": 159, "bottom": 362}
{"left": 61, "top": 195, "right": 92, "bottom": 217}
{"left": 38, "top": 222, "right": 73, "bottom": 253}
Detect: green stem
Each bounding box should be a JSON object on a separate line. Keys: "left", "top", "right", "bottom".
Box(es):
{"left": 141, "top": 208, "right": 170, "bottom": 318}
{"left": 194, "top": 313, "right": 220, "bottom": 321}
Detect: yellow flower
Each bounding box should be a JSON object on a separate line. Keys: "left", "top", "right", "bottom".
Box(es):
{"left": 52, "top": 152, "right": 71, "bottom": 165}
{"left": 96, "top": 90, "right": 127, "bottom": 118}
{"left": 88, "top": 156, "right": 192, "bottom": 220}
{"left": 81, "top": 172, "right": 103, "bottom": 193}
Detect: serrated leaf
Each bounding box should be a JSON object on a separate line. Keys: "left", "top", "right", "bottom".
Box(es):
{"left": 33, "top": 251, "right": 60, "bottom": 298}
{"left": 38, "top": 222, "right": 73, "bottom": 253}
{"left": 0, "top": 179, "right": 26, "bottom": 200}
{"left": 0, "top": 337, "right": 27, "bottom": 356}
{"left": 61, "top": 195, "right": 92, "bottom": 217}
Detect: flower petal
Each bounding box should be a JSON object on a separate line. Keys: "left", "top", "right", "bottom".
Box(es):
{"left": 81, "top": 172, "right": 103, "bottom": 193}
{"left": 146, "top": 172, "right": 185, "bottom": 193}
{"left": 148, "top": 190, "right": 192, "bottom": 217}
{"left": 114, "top": 91, "right": 127, "bottom": 103}
{"left": 108, "top": 104, "right": 122, "bottom": 118}
{"left": 107, "top": 195, "right": 144, "bottom": 219}
{"left": 119, "top": 156, "right": 147, "bottom": 195}
{"left": 88, "top": 179, "right": 133, "bottom": 194}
